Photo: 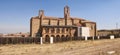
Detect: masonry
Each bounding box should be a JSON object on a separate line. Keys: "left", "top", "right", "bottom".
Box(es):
{"left": 30, "top": 6, "right": 97, "bottom": 42}
{"left": 98, "top": 29, "right": 120, "bottom": 36}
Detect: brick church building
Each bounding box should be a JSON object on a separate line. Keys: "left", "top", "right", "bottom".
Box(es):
{"left": 30, "top": 6, "right": 97, "bottom": 42}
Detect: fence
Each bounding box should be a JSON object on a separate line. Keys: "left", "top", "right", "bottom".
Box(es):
{"left": 0, "top": 37, "right": 40, "bottom": 44}
{"left": 0, "top": 35, "right": 120, "bottom": 45}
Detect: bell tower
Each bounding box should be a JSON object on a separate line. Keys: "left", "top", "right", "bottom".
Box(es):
{"left": 64, "top": 6, "right": 70, "bottom": 19}
{"left": 64, "top": 6, "right": 70, "bottom": 25}
{"left": 37, "top": 10, "right": 44, "bottom": 37}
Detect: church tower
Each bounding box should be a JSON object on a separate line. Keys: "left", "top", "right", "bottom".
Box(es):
{"left": 37, "top": 10, "right": 44, "bottom": 37}
{"left": 64, "top": 6, "right": 70, "bottom": 25}
{"left": 64, "top": 6, "right": 70, "bottom": 19}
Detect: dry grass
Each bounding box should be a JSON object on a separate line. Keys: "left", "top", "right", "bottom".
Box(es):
{"left": 0, "top": 38, "right": 120, "bottom": 55}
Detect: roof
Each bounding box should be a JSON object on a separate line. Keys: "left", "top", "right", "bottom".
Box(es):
{"left": 82, "top": 20, "right": 96, "bottom": 23}
{"left": 42, "top": 25, "right": 78, "bottom": 28}
{"left": 31, "top": 16, "right": 87, "bottom": 20}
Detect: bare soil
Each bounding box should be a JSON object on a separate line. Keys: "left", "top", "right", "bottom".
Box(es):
{"left": 0, "top": 38, "right": 120, "bottom": 55}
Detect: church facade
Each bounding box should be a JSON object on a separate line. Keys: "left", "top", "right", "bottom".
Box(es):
{"left": 30, "top": 6, "right": 97, "bottom": 41}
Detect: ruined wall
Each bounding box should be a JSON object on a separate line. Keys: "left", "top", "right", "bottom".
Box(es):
{"left": 67, "top": 19, "right": 72, "bottom": 25}
{"left": 30, "top": 18, "right": 40, "bottom": 37}
{"left": 42, "top": 19, "right": 49, "bottom": 25}
{"left": 59, "top": 20, "right": 65, "bottom": 26}
{"left": 50, "top": 19, "right": 58, "bottom": 25}
{"left": 30, "top": 17, "right": 96, "bottom": 37}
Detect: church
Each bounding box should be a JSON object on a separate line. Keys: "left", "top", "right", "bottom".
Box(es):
{"left": 30, "top": 6, "right": 97, "bottom": 42}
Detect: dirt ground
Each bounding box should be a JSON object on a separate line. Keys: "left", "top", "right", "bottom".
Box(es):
{"left": 0, "top": 38, "right": 120, "bottom": 55}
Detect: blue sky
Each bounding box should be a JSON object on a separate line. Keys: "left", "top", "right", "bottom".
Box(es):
{"left": 0, "top": 0, "right": 120, "bottom": 33}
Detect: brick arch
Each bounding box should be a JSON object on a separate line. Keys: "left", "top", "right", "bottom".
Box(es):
{"left": 56, "top": 35, "right": 61, "bottom": 42}
{"left": 61, "top": 35, "right": 66, "bottom": 41}
{"left": 45, "top": 35, "right": 50, "bottom": 43}
{"left": 51, "top": 35, "right": 56, "bottom": 42}
{"left": 51, "top": 35, "right": 55, "bottom": 37}
{"left": 66, "top": 35, "right": 70, "bottom": 41}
